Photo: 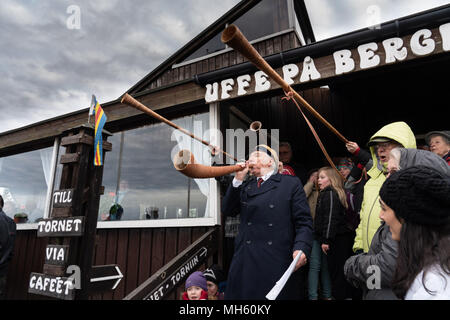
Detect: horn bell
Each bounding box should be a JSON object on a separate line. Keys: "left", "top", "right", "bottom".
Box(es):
{"left": 173, "top": 149, "right": 244, "bottom": 178}
{"left": 249, "top": 121, "right": 262, "bottom": 132}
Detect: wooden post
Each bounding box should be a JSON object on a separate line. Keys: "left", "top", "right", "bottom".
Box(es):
{"left": 29, "top": 124, "right": 112, "bottom": 300}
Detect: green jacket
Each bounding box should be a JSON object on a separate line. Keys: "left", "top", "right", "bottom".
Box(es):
{"left": 353, "top": 122, "right": 416, "bottom": 252}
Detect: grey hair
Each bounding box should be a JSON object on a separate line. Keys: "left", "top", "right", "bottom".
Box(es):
{"left": 389, "top": 147, "right": 402, "bottom": 170}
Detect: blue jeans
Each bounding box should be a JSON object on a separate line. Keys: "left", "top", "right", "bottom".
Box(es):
{"left": 308, "top": 240, "right": 332, "bottom": 299}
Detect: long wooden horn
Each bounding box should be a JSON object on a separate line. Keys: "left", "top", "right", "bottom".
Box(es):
{"left": 173, "top": 149, "right": 244, "bottom": 178}
{"left": 121, "top": 93, "right": 237, "bottom": 161}
{"left": 221, "top": 25, "right": 349, "bottom": 144}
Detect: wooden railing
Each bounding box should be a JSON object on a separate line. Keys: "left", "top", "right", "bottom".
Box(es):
{"left": 123, "top": 227, "right": 218, "bottom": 300}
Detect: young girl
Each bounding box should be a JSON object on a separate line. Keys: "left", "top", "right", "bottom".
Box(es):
{"left": 182, "top": 271, "right": 209, "bottom": 300}
{"left": 314, "top": 167, "right": 354, "bottom": 300}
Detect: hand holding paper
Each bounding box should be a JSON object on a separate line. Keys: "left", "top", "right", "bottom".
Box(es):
{"left": 266, "top": 250, "right": 304, "bottom": 300}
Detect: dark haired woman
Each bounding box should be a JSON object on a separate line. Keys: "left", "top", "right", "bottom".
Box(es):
{"left": 379, "top": 166, "right": 450, "bottom": 299}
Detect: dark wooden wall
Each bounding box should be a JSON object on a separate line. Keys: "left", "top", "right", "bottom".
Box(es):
{"left": 225, "top": 55, "right": 450, "bottom": 172}
{"left": 5, "top": 226, "right": 214, "bottom": 300}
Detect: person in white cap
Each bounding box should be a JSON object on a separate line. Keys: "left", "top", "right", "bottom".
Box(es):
{"left": 222, "top": 145, "right": 313, "bottom": 300}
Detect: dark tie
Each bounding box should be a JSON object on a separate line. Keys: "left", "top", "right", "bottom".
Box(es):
{"left": 257, "top": 178, "right": 263, "bottom": 188}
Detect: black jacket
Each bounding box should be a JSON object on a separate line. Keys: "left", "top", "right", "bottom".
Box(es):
{"left": 0, "top": 209, "right": 16, "bottom": 276}
{"left": 314, "top": 187, "right": 350, "bottom": 245}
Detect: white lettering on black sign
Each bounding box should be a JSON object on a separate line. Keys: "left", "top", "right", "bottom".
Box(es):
{"left": 205, "top": 23, "right": 450, "bottom": 103}
{"left": 52, "top": 188, "right": 74, "bottom": 208}
{"left": 37, "top": 216, "right": 84, "bottom": 237}
{"left": 146, "top": 247, "right": 207, "bottom": 300}
{"left": 28, "top": 272, "right": 75, "bottom": 300}
{"left": 45, "top": 245, "right": 69, "bottom": 265}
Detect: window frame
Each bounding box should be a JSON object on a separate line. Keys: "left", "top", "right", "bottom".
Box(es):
{"left": 12, "top": 138, "right": 60, "bottom": 231}
{"left": 173, "top": 0, "right": 300, "bottom": 69}
{"left": 15, "top": 104, "right": 221, "bottom": 230}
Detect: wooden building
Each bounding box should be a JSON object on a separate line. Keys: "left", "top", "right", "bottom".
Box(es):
{"left": 1, "top": 0, "right": 450, "bottom": 300}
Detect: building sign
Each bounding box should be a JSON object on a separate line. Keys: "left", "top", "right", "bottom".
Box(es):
{"left": 204, "top": 23, "right": 450, "bottom": 102}
{"left": 28, "top": 272, "right": 75, "bottom": 300}
{"left": 145, "top": 247, "right": 208, "bottom": 300}
{"left": 37, "top": 216, "right": 85, "bottom": 237}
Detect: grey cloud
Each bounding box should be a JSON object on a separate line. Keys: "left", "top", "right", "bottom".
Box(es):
{"left": 0, "top": 0, "right": 240, "bottom": 133}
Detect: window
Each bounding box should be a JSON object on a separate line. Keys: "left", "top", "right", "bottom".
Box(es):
{"left": 184, "top": 33, "right": 225, "bottom": 61}
{"left": 180, "top": 0, "right": 292, "bottom": 64}
{"left": 232, "top": 0, "right": 290, "bottom": 42}
{"left": 0, "top": 147, "right": 54, "bottom": 224}
{"left": 98, "top": 112, "right": 213, "bottom": 224}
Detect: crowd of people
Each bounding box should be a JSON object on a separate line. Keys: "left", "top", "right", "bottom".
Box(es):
{"left": 0, "top": 125, "right": 449, "bottom": 301}
{"left": 197, "top": 125, "right": 449, "bottom": 300}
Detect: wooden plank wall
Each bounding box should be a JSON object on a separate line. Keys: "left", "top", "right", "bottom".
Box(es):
{"left": 144, "top": 31, "right": 301, "bottom": 91}
{"left": 6, "top": 226, "right": 214, "bottom": 300}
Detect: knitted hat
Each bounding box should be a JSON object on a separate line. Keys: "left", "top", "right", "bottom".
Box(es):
{"left": 185, "top": 271, "right": 207, "bottom": 291}
{"left": 203, "top": 264, "right": 225, "bottom": 286}
{"left": 379, "top": 166, "right": 450, "bottom": 226}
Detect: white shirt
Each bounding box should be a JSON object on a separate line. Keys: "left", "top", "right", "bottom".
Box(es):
{"left": 405, "top": 265, "right": 450, "bottom": 300}
{"left": 232, "top": 170, "right": 274, "bottom": 188}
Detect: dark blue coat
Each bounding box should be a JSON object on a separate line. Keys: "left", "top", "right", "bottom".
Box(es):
{"left": 222, "top": 173, "right": 313, "bottom": 300}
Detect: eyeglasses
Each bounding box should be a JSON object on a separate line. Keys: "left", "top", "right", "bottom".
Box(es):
{"left": 375, "top": 141, "right": 398, "bottom": 150}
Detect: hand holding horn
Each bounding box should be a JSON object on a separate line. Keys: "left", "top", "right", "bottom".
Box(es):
{"left": 173, "top": 149, "right": 245, "bottom": 178}
{"left": 221, "top": 25, "right": 349, "bottom": 144}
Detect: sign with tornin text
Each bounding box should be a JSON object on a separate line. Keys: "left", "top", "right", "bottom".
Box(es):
{"left": 145, "top": 247, "right": 208, "bottom": 300}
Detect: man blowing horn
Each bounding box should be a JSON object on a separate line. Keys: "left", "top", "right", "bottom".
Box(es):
{"left": 222, "top": 145, "right": 313, "bottom": 300}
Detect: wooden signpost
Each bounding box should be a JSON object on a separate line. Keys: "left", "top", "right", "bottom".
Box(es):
{"left": 28, "top": 124, "right": 121, "bottom": 300}
{"left": 124, "top": 228, "right": 218, "bottom": 300}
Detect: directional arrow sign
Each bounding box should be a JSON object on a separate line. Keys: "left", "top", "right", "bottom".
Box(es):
{"left": 89, "top": 264, "right": 123, "bottom": 293}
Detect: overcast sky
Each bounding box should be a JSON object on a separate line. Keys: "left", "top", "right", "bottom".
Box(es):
{"left": 0, "top": 0, "right": 449, "bottom": 134}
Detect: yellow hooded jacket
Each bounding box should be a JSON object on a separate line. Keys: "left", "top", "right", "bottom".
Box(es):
{"left": 353, "top": 122, "right": 416, "bottom": 252}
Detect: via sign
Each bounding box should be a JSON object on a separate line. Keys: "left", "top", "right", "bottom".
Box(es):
{"left": 45, "top": 245, "right": 69, "bottom": 266}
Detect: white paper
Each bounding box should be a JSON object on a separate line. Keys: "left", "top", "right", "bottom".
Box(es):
{"left": 266, "top": 250, "right": 303, "bottom": 300}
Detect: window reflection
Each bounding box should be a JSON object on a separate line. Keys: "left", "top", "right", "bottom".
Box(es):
{"left": 182, "top": 0, "right": 290, "bottom": 63}
{"left": 184, "top": 33, "right": 225, "bottom": 61}
{"left": 232, "top": 0, "right": 289, "bottom": 42}
{"left": 0, "top": 147, "right": 53, "bottom": 223}
{"left": 99, "top": 112, "right": 210, "bottom": 222}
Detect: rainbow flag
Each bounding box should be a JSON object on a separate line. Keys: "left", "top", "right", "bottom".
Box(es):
{"left": 92, "top": 95, "right": 107, "bottom": 166}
